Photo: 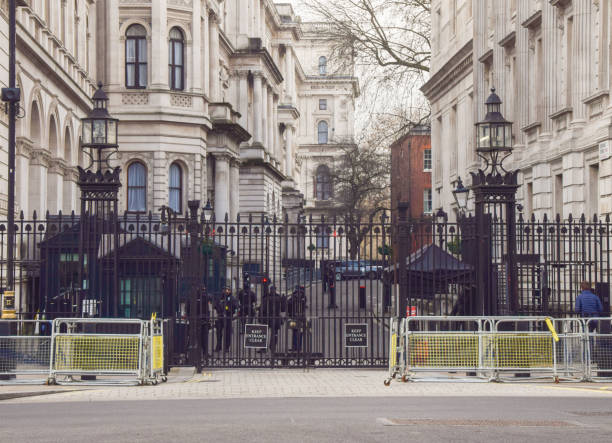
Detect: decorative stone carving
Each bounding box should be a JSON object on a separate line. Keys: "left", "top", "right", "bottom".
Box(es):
{"left": 122, "top": 93, "right": 149, "bottom": 105}
{"left": 169, "top": 0, "right": 193, "bottom": 7}
{"left": 170, "top": 93, "right": 193, "bottom": 108}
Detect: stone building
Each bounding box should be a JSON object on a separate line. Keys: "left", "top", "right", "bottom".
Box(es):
{"left": 422, "top": 0, "right": 612, "bottom": 221}
{"left": 0, "top": 0, "right": 358, "bottom": 226}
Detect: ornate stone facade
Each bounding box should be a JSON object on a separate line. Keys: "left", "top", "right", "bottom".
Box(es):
{"left": 0, "top": 1, "right": 358, "bottom": 223}
{"left": 423, "top": 0, "right": 612, "bottom": 220}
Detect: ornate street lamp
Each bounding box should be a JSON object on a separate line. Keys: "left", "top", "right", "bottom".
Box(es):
{"left": 202, "top": 199, "right": 214, "bottom": 223}
{"left": 452, "top": 176, "right": 469, "bottom": 214}
{"left": 81, "top": 82, "right": 118, "bottom": 170}
{"left": 475, "top": 88, "right": 513, "bottom": 174}
{"left": 77, "top": 82, "right": 121, "bottom": 318}
{"left": 469, "top": 88, "right": 519, "bottom": 316}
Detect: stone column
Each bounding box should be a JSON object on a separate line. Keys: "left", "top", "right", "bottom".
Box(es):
{"left": 47, "top": 162, "right": 64, "bottom": 214}
{"left": 516, "top": 0, "right": 530, "bottom": 143}
{"left": 542, "top": 3, "right": 557, "bottom": 136}
{"left": 202, "top": 10, "right": 209, "bottom": 96}
{"left": 153, "top": 150, "right": 167, "bottom": 211}
{"left": 238, "top": 72, "right": 249, "bottom": 132}
{"left": 191, "top": 0, "right": 202, "bottom": 93}
{"left": 571, "top": 0, "right": 591, "bottom": 123}
{"left": 253, "top": 0, "right": 260, "bottom": 38}
{"left": 238, "top": 0, "right": 249, "bottom": 47}
{"left": 267, "top": 88, "right": 274, "bottom": 156}
{"left": 151, "top": 0, "right": 168, "bottom": 88}
{"left": 62, "top": 170, "right": 77, "bottom": 213}
{"left": 273, "top": 94, "right": 279, "bottom": 162}
{"left": 261, "top": 82, "right": 268, "bottom": 148}
{"left": 214, "top": 155, "right": 230, "bottom": 222}
{"left": 285, "top": 123, "right": 293, "bottom": 179}
{"left": 16, "top": 149, "right": 30, "bottom": 216}
{"left": 209, "top": 13, "right": 220, "bottom": 101}
{"left": 28, "top": 155, "right": 48, "bottom": 217}
{"left": 106, "top": 0, "right": 119, "bottom": 87}
{"left": 229, "top": 159, "right": 240, "bottom": 220}
{"left": 285, "top": 46, "right": 294, "bottom": 102}
{"left": 253, "top": 74, "right": 263, "bottom": 144}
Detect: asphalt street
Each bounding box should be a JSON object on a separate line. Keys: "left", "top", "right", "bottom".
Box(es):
{"left": 2, "top": 395, "right": 612, "bottom": 442}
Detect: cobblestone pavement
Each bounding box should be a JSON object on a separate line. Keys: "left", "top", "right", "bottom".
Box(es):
{"left": 2, "top": 369, "right": 612, "bottom": 403}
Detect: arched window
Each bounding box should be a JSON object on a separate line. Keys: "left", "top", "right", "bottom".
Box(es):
{"left": 168, "top": 27, "right": 184, "bottom": 91}
{"left": 168, "top": 163, "right": 182, "bottom": 213}
{"left": 127, "top": 162, "right": 147, "bottom": 212}
{"left": 318, "top": 56, "right": 327, "bottom": 75}
{"left": 317, "top": 121, "right": 328, "bottom": 144}
{"left": 126, "top": 24, "right": 147, "bottom": 89}
{"left": 315, "top": 164, "right": 332, "bottom": 201}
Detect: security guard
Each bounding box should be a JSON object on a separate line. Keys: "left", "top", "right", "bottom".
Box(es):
{"left": 259, "top": 284, "right": 286, "bottom": 353}
{"left": 287, "top": 285, "right": 307, "bottom": 352}
{"left": 237, "top": 273, "right": 257, "bottom": 333}
{"left": 213, "top": 286, "right": 238, "bottom": 352}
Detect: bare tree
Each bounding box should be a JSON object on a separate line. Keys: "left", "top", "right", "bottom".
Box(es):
{"left": 329, "top": 143, "right": 390, "bottom": 259}
{"left": 304, "top": 0, "right": 431, "bottom": 144}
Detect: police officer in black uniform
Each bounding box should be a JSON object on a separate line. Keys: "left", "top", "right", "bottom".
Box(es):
{"left": 237, "top": 273, "right": 257, "bottom": 333}
{"left": 259, "top": 284, "right": 286, "bottom": 353}
{"left": 213, "top": 286, "right": 239, "bottom": 352}
{"left": 287, "top": 285, "right": 307, "bottom": 352}
{"left": 199, "top": 285, "right": 212, "bottom": 357}
{"left": 325, "top": 263, "right": 338, "bottom": 309}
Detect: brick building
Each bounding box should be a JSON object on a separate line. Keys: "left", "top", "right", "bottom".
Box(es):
{"left": 390, "top": 125, "right": 432, "bottom": 255}
{"left": 390, "top": 125, "right": 432, "bottom": 220}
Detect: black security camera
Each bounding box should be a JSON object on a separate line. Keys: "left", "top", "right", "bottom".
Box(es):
{"left": 1, "top": 87, "right": 20, "bottom": 103}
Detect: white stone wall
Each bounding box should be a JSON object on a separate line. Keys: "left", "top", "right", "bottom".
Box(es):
{"left": 424, "top": 0, "right": 612, "bottom": 221}
{"left": 0, "top": 0, "right": 96, "bottom": 218}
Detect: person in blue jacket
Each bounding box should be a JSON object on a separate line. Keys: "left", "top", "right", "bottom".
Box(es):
{"left": 575, "top": 281, "right": 603, "bottom": 332}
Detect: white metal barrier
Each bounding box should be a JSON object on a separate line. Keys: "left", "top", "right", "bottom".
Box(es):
{"left": 585, "top": 318, "right": 612, "bottom": 381}
{"left": 147, "top": 318, "right": 167, "bottom": 384}
{"left": 0, "top": 319, "right": 53, "bottom": 385}
{"left": 50, "top": 318, "right": 149, "bottom": 385}
{"left": 385, "top": 316, "right": 597, "bottom": 384}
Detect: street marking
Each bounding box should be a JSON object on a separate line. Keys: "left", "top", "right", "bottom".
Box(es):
{"left": 538, "top": 385, "right": 612, "bottom": 395}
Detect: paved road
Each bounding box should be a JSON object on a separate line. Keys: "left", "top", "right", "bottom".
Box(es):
{"left": 2, "top": 396, "right": 612, "bottom": 442}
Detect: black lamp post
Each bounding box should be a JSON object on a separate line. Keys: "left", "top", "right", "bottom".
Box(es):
{"left": 470, "top": 88, "right": 519, "bottom": 315}
{"left": 77, "top": 83, "right": 121, "bottom": 317}
{"left": 81, "top": 82, "right": 119, "bottom": 171}
{"left": 452, "top": 176, "right": 469, "bottom": 215}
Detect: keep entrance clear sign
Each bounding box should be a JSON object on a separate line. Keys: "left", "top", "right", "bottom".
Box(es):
{"left": 244, "top": 324, "right": 269, "bottom": 349}
{"left": 344, "top": 323, "right": 368, "bottom": 348}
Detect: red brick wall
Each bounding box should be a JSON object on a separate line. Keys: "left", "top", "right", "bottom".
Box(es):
{"left": 390, "top": 129, "right": 432, "bottom": 220}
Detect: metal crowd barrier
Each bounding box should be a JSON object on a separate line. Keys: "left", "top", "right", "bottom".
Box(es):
{"left": 386, "top": 316, "right": 605, "bottom": 384}
{"left": 384, "top": 317, "right": 401, "bottom": 385}
{"left": 0, "top": 319, "right": 53, "bottom": 385}
{"left": 49, "top": 318, "right": 165, "bottom": 385}
{"left": 147, "top": 318, "right": 167, "bottom": 384}
{"left": 585, "top": 317, "right": 612, "bottom": 381}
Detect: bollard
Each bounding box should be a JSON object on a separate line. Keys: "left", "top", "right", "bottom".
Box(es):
{"left": 358, "top": 285, "right": 366, "bottom": 310}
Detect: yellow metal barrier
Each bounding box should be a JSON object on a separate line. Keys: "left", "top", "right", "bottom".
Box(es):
{"left": 151, "top": 335, "right": 163, "bottom": 372}
{"left": 53, "top": 335, "right": 140, "bottom": 373}
{"left": 408, "top": 334, "right": 479, "bottom": 369}
{"left": 485, "top": 334, "right": 553, "bottom": 369}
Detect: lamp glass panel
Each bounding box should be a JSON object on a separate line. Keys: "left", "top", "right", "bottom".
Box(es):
{"left": 107, "top": 120, "right": 116, "bottom": 144}
{"left": 455, "top": 190, "right": 469, "bottom": 209}
{"left": 504, "top": 123, "right": 512, "bottom": 146}
{"left": 493, "top": 124, "right": 504, "bottom": 147}
{"left": 82, "top": 120, "right": 92, "bottom": 144}
{"left": 478, "top": 124, "right": 490, "bottom": 149}
{"left": 93, "top": 120, "right": 106, "bottom": 144}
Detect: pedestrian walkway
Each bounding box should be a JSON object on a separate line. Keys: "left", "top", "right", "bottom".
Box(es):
{"left": 3, "top": 369, "right": 612, "bottom": 403}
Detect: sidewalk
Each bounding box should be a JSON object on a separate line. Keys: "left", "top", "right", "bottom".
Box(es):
{"left": 2, "top": 369, "right": 612, "bottom": 403}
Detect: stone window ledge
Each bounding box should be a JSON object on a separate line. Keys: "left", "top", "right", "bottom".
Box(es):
{"left": 522, "top": 10, "right": 542, "bottom": 29}
{"left": 583, "top": 90, "right": 609, "bottom": 105}
{"left": 549, "top": 107, "right": 573, "bottom": 120}
{"left": 521, "top": 121, "right": 542, "bottom": 133}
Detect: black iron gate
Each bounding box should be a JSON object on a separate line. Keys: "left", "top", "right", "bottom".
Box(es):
{"left": 1, "top": 208, "right": 610, "bottom": 368}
